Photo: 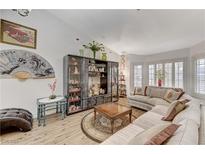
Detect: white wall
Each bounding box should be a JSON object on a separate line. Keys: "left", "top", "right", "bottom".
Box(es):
{"left": 0, "top": 10, "right": 119, "bottom": 117}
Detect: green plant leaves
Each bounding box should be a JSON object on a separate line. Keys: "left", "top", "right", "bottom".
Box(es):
{"left": 83, "top": 41, "right": 105, "bottom": 52}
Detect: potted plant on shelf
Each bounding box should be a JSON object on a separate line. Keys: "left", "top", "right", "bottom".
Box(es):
{"left": 156, "top": 69, "right": 164, "bottom": 87}
{"left": 83, "top": 41, "right": 105, "bottom": 59}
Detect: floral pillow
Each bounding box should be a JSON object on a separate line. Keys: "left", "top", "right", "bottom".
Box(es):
{"left": 134, "top": 87, "right": 143, "bottom": 95}
{"left": 162, "top": 99, "right": 188, "bottom": 121}
{"left": 164, "top": 89, "right": 184, "bottom": 103}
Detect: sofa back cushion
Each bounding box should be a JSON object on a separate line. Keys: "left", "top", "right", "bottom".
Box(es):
{"left": 165, "top": 119, "right": 199, "bottom": 145}
{"left": 173, "top": 99, "right": 201, "bottom": 127}
{"left": 145, "top": 86, "right": 184, "bottom": 100}
{"left": 164, "top": 89, "right": 184, "bottom": 103}
{"left": 149, "top": 88, "right": 167, "bottom": 99}
{"left": 134, "top": 87, "right": 143, "bottom": 95}
{"left": 128, "top": 123, "right": 180, "bottom": 145}
{"left": 162, "top": 100, "right": 187, "bottom": 121}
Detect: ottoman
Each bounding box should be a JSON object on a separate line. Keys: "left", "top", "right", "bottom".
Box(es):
{"left": 0, "top": 108, "right": 33, "bottom": 133}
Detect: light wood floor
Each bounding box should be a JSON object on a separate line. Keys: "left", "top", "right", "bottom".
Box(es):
{"left": 0, "top": 98, "right": 137, "bottom": 145}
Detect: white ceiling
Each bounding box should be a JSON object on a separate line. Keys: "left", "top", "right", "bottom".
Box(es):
{"left": 48, "top": 9, "right": 205, "bottom": 55}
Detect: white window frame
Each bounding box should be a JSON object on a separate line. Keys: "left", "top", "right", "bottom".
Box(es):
{"left": 164, "top": 63, "right": 172, "bottom": 87}
{"left": 174, "top": 62, "right": 184, "bottom": 88}
{"left": 148, "top": 64, "right": 155, "bottom": 86}
{"left": 133, "top": 64, "right": 143, "bottom": 88}
{"left": 155, "top": 63, "right": 164, "bottom": 86}
{"left": 195, "top": 58, "right": 205, "bottom": 95}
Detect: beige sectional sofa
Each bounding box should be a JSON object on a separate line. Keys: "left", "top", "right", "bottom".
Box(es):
{"left": 101, "top": 86, "right": 203, "bottom": 145}
{"left": 128, "top": 86, "right": 184, "bottom": 111}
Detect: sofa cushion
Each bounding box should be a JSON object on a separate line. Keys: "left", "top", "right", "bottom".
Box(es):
{"left": 128, "top": 123, "right": 180, "bottom": 145}
{"left": 147, "top": 98, "right": 170, "bottom": 106}
{"left": 128, "top": 95, "right": 151, "bottom": 104}
{"left": 144, "top": 86, "right": 151, "bottom": 96}
{"left": 164, "top": 89, "right": 183, "bottom": 103}
{"left": 151, "top": 105, "right": 169, "bottom": 116}
{"left": 133, "top": 111, "right": 171, "bottom": 130}
{"left": 101, "top": 124, "right": 144, "bottom": 145}
{"left": 172, "top": 88, "right": 185, "bottom": 99}
{"left": 134, "top": 87, "right": 143, "bottom": 95}
{"left": 173, "top": 100, "right": 201, "bottom": 127}
{"left": 129, "top": 96, "right": 169, "bottom": 107}
{"left": 128, "top": 99, "right": 153, "bottom": 111}
{"left": 162, "top": 100, "right": 187, "bottom": 121}
{"left": 149, "top": 87, "right": 167, "bottom": 99}
{"left": 199, "top": 105, "right": 205, "bottom": 145}
{"left": 165, "top": 119, "right": 199, "bottom": 145}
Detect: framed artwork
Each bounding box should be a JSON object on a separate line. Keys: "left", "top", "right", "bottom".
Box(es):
{"left": 0, "top": 19, "right": 37, "bottom": 49}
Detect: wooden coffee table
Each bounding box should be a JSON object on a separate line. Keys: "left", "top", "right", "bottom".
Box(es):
{"left": 94, "top": 103, "right": 132, "bottom": 134}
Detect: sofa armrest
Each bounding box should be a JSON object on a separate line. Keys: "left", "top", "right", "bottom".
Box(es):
{"left": 199, "top": 105, "right": 205, "bottom": 145}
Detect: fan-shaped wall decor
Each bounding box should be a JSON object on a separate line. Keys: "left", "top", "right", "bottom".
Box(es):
{"left": 0, "top": 49, "right": 55, "bottom": 79}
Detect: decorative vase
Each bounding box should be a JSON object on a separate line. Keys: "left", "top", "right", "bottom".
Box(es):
{"left": 79, "top": 49, "right": 84, "bottom": 56}
{"left": 101, "top": 52, "right": 107, "bottom": 61}
{"left": 158, "top": 79, "right": 162, "bottom": 87}
{"left": 92, "top": 51, "right": 96, "bottom": 59}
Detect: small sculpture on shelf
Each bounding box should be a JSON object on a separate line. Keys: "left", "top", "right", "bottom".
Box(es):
{"left": 69, "top": 105, "right": 81, "bottom": 112}
{"left": 89, "top": 64, "right": 96, "bottom": 72}
{"left": 99, "top": 88, "right": 105, "bottom": 94}
{"left": 89, "top": 84, "right": 100, "bottom": 96}
{"left": 69, "top": 79, "right": 79, "bottom": 84}
{"left": 74, "top": 66, "right": 79, "bottom": 74}
{"left": 98, "top": 67, "right": 105, "bottom": 72}
{"left": 71, "top": 57, "right": 78, "bottom": 65}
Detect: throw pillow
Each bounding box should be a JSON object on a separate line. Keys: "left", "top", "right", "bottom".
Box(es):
{"left": 134, "top": 87, "right": 143, "bottom": 95}
{"left": 172, "top": 88, "right": 185, "bottom": 99}
{"left": 162, "top": 100, "right": 187, "bottom": 121}
{"left": 164, "top": 89, "right": 183, "bottom": 103}
{"left": 179, "top": 99, "right": 190, "bottom": 104}
{"left": 128, "top": 123, "right": 180, "bottom": 145}
{"left": 144, "top": 86, "right": 152, "bottom": 96}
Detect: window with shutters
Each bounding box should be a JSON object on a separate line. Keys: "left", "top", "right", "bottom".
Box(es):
{"left": 134, "top": 65, "right": 142, "bottom": 87}
{"left": 175, "top": 62, "right": 184, "bottom": 88}
{"left": 196, "top": 58, "right": 205, "bottom": 94}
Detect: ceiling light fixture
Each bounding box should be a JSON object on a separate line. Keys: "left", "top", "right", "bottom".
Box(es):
{"left": 12, "top": 9, "right": 31, "bottom": 17}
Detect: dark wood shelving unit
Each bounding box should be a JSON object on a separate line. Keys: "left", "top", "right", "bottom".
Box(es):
{"left": 63, "top": 54, "right": 119, "bottom": 115}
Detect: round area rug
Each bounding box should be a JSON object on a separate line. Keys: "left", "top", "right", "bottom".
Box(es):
{"left": 81, "top": 109, "right": 144, "bottom": 143}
